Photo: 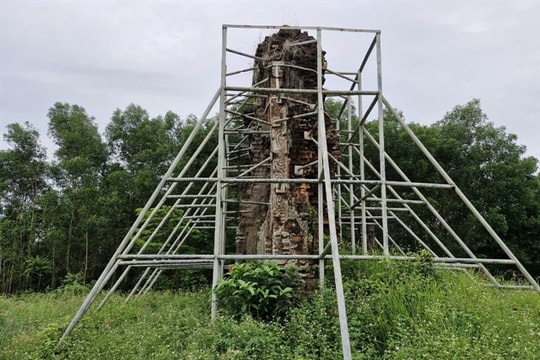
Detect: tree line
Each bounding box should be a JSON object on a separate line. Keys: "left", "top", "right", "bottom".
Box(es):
{"left": 0, "top": 103, "right": 200, "bottom": 293}
{"left": 1, "top": 99, "right": 539, "bottom": 294}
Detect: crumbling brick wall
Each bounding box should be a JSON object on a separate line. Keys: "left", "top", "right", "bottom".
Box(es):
{"left": 236, "top": 28, "right": 340, "bottom": 275}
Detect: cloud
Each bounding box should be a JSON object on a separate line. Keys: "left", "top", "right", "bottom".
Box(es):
{"left": 1, "top": 1, "right": 539, "bottom": 162}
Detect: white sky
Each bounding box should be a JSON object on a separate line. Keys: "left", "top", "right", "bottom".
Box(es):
{"left": 1, "top": 1, "right": 539, "bottom": 163}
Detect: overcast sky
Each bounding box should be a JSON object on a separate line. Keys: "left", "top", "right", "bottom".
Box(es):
{"left": 1, "top": 1, "right": 539, "bottom": 164}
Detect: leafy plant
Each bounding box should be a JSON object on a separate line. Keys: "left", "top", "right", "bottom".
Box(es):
{"left": 214, "top": 261, "right": 301, "bottom": 321}
{"left": 38, "top": 322, "right": 65, "bottom": 358}
{"left": 53, "top": 272, "right": 88, "bottom": 295}
{"left": 24, "top": 255, "right": 52, "bottom": 291}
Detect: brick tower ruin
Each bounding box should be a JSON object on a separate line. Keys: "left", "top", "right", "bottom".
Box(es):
{"left": 235, "top": 28, "right": 340, "bottom": 274}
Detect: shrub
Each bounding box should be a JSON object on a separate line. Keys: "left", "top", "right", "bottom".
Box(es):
{"left": 53, "top": 272, "right": 89, "bottom": 295}
{"left": 214, "top": 261, "right": 301, "bottom": 321}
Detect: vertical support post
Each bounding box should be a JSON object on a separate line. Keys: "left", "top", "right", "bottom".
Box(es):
{"left": 346, "top": 97, "right": 356, "bottom": 254}
{"left": 318, "top": 181, "right": 325, "bottom": 286}
{"left": 316, "top": 28, "right": 352, "bottom": 360}
{"left": 358, "top": 70, "right": 368, "bottom": 255}
{"left": 375, "top": 31, "right": 389, "bottom": 256}
{"left": 336, "top": 107, "right": 343, "bottom": 243}
{"left": 211, "top": 25, "right": 228, "bottom": 321}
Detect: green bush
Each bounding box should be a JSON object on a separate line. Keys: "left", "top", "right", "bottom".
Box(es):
{"left": 53, "top": 272, "right": 89, "bottom": 295}
{"left": 215, "top": 261, "right": 301, "bottom": 321}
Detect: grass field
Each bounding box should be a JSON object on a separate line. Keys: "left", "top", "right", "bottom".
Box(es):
{"left": 1, "top": 260, "right": 539, "bottom": 359}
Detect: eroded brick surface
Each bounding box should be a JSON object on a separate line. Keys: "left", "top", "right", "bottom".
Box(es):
{"left": 235, "top": 29, "right": 339, "bottom": 279}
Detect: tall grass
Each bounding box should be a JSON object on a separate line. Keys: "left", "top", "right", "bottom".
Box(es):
{"left": 1, "top": 259, "right": 539, "bottom": 359}
{"left": 340, "top": 259, "right": 540, "bottom": 359}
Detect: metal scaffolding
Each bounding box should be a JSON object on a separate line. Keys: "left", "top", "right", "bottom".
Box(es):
{"left": 60, "top": 25, "right": 540, "bottom": 359}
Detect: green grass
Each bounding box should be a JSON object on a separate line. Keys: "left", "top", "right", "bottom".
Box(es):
{"left": 1, "top": 260, "right": 539, "bottom": 359}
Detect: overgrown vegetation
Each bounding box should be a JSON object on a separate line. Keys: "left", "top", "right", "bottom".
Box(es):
{"left": 2, "top": 259, "right": 539, "bottom": 359}
{"left": 215, "top": 261, "right": 301, "bottom": 321}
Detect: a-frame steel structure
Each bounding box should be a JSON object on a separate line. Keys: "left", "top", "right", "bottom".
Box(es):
{"left": 61, "top": 25, "right": 540, "bottom": 359}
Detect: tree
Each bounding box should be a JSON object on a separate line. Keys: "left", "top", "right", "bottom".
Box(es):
{"left": 0, "top": 122, "right": 49, "bottom": 292}
{"left": 431, "top": 100, "right": 539, "bottom": 268}
{"left": 47, "top": 103, "right": 108, "bottom": 283}
{"left": 104, "top": 107, "right": 218, "bottom": 289}
{"left": 363, "top": 99, "right": 539, "bottom": 272}
{"left": 2, "top": 98, "right": 536, "bottom": 294}
{"left": 106, "top": 105, "right": 182, "bottom": 206}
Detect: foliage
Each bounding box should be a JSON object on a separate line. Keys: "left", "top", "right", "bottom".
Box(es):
{"left": 133, "top": 205, "right": 185, "bottom": 253}
{"left": 53, "top": 272, "right": 89, "bottom": 295}
{"left": 1, "top": 262, "right": 539, "bottom": 359}
{"left": 427, "top": 101, "right": 539, "bottom": 262}
{"left": 1, "top": 98, "right": 539, "bottom": 296}
{"left": 0, "top": 103, "right": 202, "bottom": 294}
{"left": 361, "top": 99, "right": 540, "bottom": 270}
{"left": 24, "top": 255, "right": 52, "bottom": 291}
{"left": 0, "top": 122, "right": 49, "bottom": 292}
{"left": 215, "top": 261, "right": 301, "bottom": 321}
